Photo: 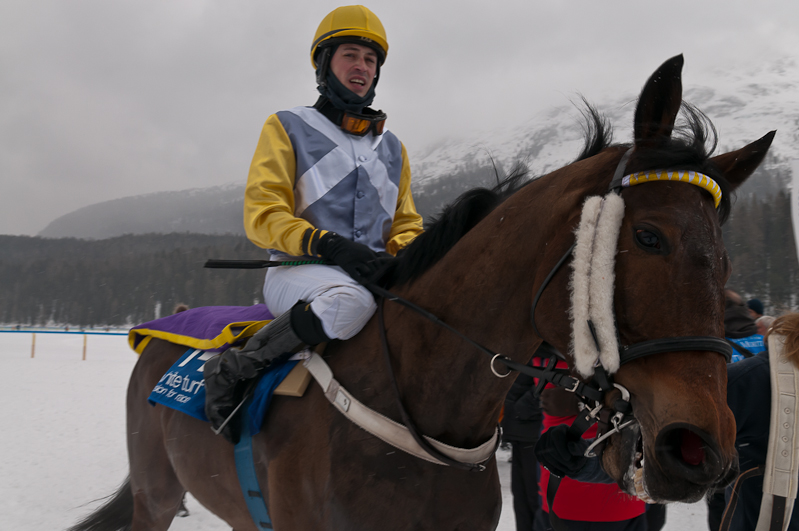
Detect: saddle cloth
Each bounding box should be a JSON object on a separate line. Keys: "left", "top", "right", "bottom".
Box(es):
{"left": 129, "top": 305, "right": 306, "bottom": 435}
{"left": 128, "top": 305, "right": 274, "bottom": 354}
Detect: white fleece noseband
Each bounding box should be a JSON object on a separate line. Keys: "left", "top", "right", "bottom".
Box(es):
{"left": 570, "top": 193, "right": 625, "bottom": 378}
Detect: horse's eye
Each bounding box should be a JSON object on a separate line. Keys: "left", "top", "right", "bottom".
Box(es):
{"left": 636, "top": 229, "right": 660, "bottom": 249}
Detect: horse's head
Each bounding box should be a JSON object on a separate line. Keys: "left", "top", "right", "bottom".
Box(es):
{"left": 538, "top": 55, "right": 774, "bottom": 502}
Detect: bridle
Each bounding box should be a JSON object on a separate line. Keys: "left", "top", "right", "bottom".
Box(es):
{"left": 369, "top": 146, "right": 732, "bottom": 529}
{"left": 528, "top": 147, "right": 731, "bottom": 438}
{"left": 204, "top": 148, "right": 734, "bottom": 477}
{"left": 369, "top": 146, "right": 732, "bottom": 473}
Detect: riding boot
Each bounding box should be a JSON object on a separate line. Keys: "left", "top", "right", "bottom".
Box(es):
{"left": 203, "top": 302, "right": 331, "bottom": 444}
{"left": 203, "top": 309, "right": 303, "bottom": 443}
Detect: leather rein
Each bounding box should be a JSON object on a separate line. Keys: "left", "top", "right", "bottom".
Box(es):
{"left": 366, "top": 147, "right": 732, "bottom": 472}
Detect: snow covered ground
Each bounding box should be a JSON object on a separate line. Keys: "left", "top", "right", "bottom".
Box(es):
{"left": 0, "top": 332, "right": 708, "bottom": 530}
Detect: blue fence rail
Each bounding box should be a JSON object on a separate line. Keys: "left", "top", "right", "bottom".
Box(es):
{"left": 0, "top": 328, "right": 129, "bottom": 359}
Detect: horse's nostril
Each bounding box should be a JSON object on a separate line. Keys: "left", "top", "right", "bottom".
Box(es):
{"left": 657, "top": 425, "right": 714, "bottom": 471}
{"left": 680, "top": 429, "right": 705, "bottom": 466}
{"left": 650, "top": 424, "right": 730, "bottom": 501}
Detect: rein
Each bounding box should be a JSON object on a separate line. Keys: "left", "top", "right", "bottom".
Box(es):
{"left": 203, "top": 149, "right": 733, "bottom": 485}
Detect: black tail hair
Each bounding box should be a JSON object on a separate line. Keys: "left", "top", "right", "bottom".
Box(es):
{"left": 66, "top": 476, "right": 133, "bottom": 531}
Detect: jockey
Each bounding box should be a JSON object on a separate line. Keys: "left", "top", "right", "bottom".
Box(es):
{"left": 203, "top": 5, "right": 424, "bottom": 443}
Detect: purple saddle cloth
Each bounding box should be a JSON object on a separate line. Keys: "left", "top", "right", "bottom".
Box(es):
{"left": 128, "top": 305, "right": 274, "bottom": 354}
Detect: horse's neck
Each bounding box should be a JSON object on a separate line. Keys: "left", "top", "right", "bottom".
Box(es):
{"left": 386, "top": 182, "right": 579, "bottom": 446}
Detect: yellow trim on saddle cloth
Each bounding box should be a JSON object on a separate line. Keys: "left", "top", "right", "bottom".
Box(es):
{"left": 621, "top": 170, "right": 722, "bottom": 208}
{"left": 127, "top": 319, "right": 272, "bottom": 355}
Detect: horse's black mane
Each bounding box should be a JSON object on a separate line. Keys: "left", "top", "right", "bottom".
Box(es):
{"left": 381, "top": 101, "right": 730, "bottom": 289}
{"left": 380, "top": 163, "right": 530, "bottom": 288}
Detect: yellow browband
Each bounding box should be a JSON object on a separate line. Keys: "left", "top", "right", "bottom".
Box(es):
{"left": 621, "top": 170, "right": 722, "bottom": 208}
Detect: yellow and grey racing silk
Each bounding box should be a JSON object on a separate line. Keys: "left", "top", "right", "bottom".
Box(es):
{"left": 244, "top": 106, "right": 422, "bottom": 259}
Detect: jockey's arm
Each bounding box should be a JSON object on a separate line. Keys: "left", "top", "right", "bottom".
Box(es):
{"left": 385, "top": 142, "right": 424, "bottom": 255}
{"left": 244, "top": 114, "right": 327, "bottom": 256}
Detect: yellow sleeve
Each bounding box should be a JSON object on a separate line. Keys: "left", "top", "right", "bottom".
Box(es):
{"left": 386, "top": 143, "right": 424, "bottom": 255}
{"left": 244, "top": 114, "right": 328, "bottom": 256}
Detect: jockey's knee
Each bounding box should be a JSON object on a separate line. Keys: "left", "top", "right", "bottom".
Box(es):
{"left": 311, "top": 284, "right": 377, "bottom": 340}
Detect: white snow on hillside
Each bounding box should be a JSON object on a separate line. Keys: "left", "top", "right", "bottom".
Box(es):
{"left": 411, "top": 57, "right": 799, "bottom": 184}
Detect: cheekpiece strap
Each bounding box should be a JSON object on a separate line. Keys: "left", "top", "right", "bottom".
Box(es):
{"left": 608, "top": 148, "right": 634, "bottom": 193}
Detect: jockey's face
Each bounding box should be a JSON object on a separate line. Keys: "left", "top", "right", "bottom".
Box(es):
{"left": 330, "top": 43, "right": 378, "bottom": 97}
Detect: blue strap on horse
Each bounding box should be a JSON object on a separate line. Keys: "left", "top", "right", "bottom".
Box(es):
{"left": 234, "top": 396, "right": 273, "bottom": 530}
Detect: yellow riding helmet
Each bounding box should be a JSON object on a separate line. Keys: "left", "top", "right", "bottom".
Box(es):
{"left": 310, "top": 5, "right": 388, "bottom": 69}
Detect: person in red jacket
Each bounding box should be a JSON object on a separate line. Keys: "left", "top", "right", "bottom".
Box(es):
{"left": 534, "top": 359, "right": 646, "bottom": 531}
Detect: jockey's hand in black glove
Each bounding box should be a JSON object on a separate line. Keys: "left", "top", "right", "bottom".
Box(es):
{"left": 316, "top": 232, "right": 381, "bottom": 283}
{"left": 535, "top": 424, "right": 588, "bottom": 478}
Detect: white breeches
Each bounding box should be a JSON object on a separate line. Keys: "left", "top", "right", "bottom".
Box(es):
{"left": 263, "top": 263, "right": 377, "bottom": 340}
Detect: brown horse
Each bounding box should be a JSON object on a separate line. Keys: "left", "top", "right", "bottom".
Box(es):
{"left": 69, "top": 55, "right": 774, "bottom": 531}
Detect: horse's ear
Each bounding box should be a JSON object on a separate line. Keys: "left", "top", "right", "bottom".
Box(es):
{"left": 634, "top": 55, "right": 684, "bottom": 149}
{"left": 710, "top": 131, "right": 776, "bottom": 190}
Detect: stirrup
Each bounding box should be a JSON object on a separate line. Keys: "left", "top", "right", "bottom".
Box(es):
{"left": 210, "top": 381, "right": 256, "bottom": 437}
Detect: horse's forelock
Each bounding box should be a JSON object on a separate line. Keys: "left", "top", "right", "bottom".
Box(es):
{"left": 625, "top": 103, "right": 732, "bottom": 223}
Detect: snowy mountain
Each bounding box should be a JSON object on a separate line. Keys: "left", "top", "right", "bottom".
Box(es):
{"left": 38, "top": 182, "right": 246, "bottom": 239}
{"left": 39, "top": 58, "right": 798, "bottom": 239}
{"left": 411, "top": 57, "right": 799, "bottom": 204}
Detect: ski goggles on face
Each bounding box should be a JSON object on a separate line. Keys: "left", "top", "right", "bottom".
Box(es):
{"left": 340, "top": 111, "right": 386, "bottom": 136}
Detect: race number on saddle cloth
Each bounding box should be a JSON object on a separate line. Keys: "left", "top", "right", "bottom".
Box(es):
{"left": 128, "top": 305, "right": 301, "bottom": 435}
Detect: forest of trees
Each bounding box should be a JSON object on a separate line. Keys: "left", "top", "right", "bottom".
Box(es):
{"left": 723, "top": 190, "right": 799, "bottom": 313}
{"left": 1, "top": 186, "right": 797, "bottom": 327}
{"left": 0, "top": 233, "right": 268, "bottom": 326}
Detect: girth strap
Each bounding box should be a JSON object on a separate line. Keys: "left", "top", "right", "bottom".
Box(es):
{"left": 234, "top": 398, "right": 274, "bottom": 530}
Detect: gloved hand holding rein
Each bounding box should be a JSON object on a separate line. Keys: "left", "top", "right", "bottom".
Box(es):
{"left": 535, "top": 424, "right": 589, "bottom": 479}
{"left": 310, "top": 230, "right": 382, "bottom": 282}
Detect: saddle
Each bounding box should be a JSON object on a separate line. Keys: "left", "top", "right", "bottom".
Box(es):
{"left": 129, "top": 305, "right": 314, "bottom": 432}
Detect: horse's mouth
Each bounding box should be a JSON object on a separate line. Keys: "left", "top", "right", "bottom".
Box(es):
{"left": 627, "top": 426, "right": 657, "bottom": 503}
{"left": 621, "top": 422, "right": 734, "bottom": 504}
{"left": 632, "top": 446, "right": 661, "bottom": 503}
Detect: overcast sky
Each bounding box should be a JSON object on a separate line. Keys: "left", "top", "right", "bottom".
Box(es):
{"left": 2, "top": 0, "right": 797, "bottom": 236}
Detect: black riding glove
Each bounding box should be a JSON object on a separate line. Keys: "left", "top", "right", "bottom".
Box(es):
{"left": 535, "top": 424, "right": 588, "bottom": 478}
{"left": 316, "top": 232, "right": 381, "bottom": 282}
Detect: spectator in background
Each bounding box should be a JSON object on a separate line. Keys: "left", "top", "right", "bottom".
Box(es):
{"left": 725, "top": 289, "right": 766, "bottom": 363}
{"left": 534, "top": 362, "right": 646, "bottom": 530}
{"left": 755, "top": 315, "right": 775, "bottom": 337}
{"left": 708, "top": 289, "right": 768, "bottom": 530}
{"left": 723, "top": 312, "right": 799, "bottom": 530}
{"left": 503, "top": 360, "right": 543, "bottom": 531}
{"left": 747, "top": 298, "right": 764, "bottom": 320}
